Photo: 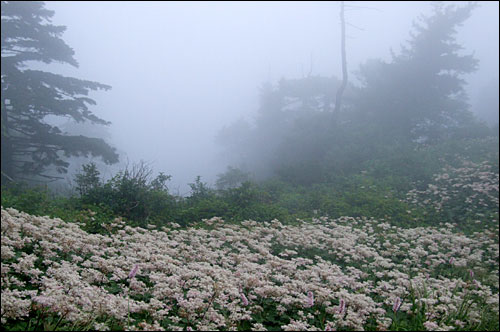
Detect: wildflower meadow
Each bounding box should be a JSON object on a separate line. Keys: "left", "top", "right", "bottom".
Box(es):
{"left": 2, "top": 1, "right": 499, "bottom": 331}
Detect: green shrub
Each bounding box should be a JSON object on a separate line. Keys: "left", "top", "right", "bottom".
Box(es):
{"left": 75, "top": 162, "right": 176, "bottom": 227}
{"left": 1, "top": 183, "right": 52, "bottom": 216}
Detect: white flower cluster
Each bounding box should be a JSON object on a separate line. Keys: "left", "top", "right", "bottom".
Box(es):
{"left": 1, "top": 206, "right": 498, "bottom": 330}
{"left": 406, "top": 159, "right": 499, "bottom": 220}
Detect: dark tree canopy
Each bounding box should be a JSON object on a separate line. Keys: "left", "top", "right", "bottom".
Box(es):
{"left": 1, "top": 1, "right": 118, "bottom": 183}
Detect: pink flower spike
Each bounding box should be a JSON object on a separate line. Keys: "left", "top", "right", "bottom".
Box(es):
{"left": 128, "top": 264, "right": 139, "bottom": 279}
{"left": 449, "top": 257, "right": 454, "bottom": 265}
{"left": 336, "top": 298, "right": 345, "bottom": 314}
{"left": 393, "top": 297, "right": 402, "bottom": 313}
{"left": 240, "top": 292, "right": 249, "bottom": 306}
{"left": 469, "top": 269, "right": 474, "bottom": 279}
{"left": 307, "top": 291, "right": 314, "bottom": 307}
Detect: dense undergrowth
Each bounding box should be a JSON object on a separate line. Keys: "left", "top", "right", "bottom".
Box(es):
{"left": 2, "top": 135, "right": 498, "bottom": 233}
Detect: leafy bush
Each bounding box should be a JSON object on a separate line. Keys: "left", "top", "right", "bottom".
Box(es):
{"left": 74, "top": 162, "right": 101, "bottom": 196}
{"left": 75, "top": 161, "right": 175, "bottom": 227}
{"left": 187, "top": 176, "right": 214, "bottom": 203}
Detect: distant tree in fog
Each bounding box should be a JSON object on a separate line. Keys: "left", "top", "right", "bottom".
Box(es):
{"left": 216, "top": 166, "right": 251, "bottom": 190}
{"left": 1, "top": 1, "right": 118, "bottom": 183}
{"left": 216, "top": 2, "right": 491, "bottom": 186}
{"left": 354, "top": 2, "right": 480, "bottom": 144}
{"left": 216, "top": 76, "right": 345, "bottom": 180}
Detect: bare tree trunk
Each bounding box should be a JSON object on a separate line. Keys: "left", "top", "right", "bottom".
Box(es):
{"left": 334, "top": 1, "right": 348, "bottom": 122}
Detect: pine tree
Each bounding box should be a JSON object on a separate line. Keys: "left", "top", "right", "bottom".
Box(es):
{"left": 1, "top": 1, "right": 118, "bottom": 183}
{"left": 354, "top": 2, "right": 479, "bottom": 144}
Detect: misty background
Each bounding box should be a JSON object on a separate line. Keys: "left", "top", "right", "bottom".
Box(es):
{"left": 37, "top": 1, "right": 499, "bottom": 194}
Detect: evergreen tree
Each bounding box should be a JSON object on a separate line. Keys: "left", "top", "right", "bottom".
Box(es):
{"left": 1, "top": 1, "right": 118, "bottom": 183}
{"left": 354, "top": 2, "right": 479, "bottom": 144}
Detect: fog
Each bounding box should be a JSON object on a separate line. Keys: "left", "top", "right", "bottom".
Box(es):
{"left": 40, "top": 1, "right": 499, "bottom": 194}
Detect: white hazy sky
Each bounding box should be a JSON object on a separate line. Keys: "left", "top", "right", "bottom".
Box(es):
{"left": 41, "top": 1, "right": 499, "bottom": 193}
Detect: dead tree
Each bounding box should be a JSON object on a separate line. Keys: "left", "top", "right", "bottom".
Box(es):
{"left": 334, "top": 1, "right": 348, "bottom": 122}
